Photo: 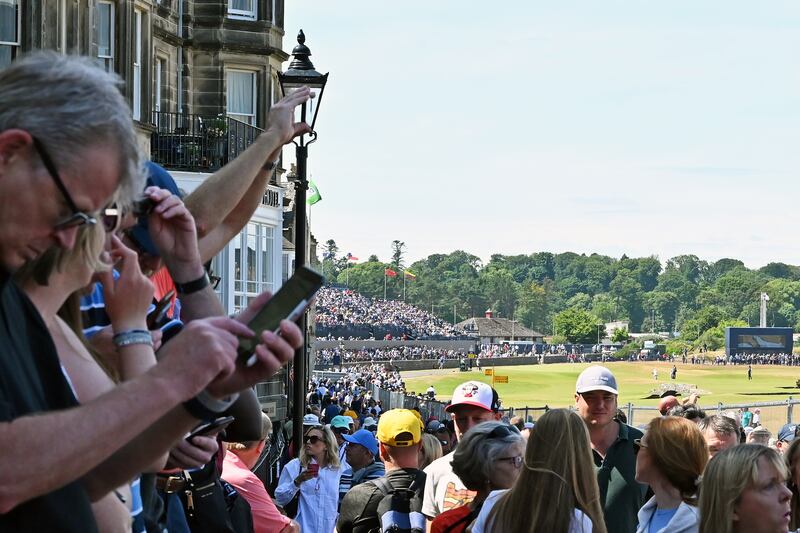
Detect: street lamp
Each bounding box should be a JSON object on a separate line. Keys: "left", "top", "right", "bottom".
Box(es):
{"left": 279, "top": 30, "right": 329, "bottom": 455}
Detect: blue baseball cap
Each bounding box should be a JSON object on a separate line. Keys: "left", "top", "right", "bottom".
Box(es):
{"left": 342, "top": 429, "right": 379, "bottom": 455}
{"left": 778, "top": 423, "right": 798, "bottom": 442}
{"left": 130, "top": 162, "right": 182, "bottom": 257}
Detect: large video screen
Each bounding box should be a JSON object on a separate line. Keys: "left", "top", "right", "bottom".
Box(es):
{"left": 737, "top": 334, "right": 787, "bottom": 349}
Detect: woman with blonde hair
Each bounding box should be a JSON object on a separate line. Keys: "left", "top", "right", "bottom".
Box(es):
{"left": 634, "top": 416, "right": 707, "bottom": 533}
{"left": 276, "top": 424, "right": 343, "bottom": 532}
{"left": 420, "top": 432, "right": 444, "bottom": 470}
{"left": 472, "top": 409, "right": 606, "bottom": 533}
{"left": 699, "top": 444, "right": 792, "bottom": 533}
{"left": 16, "top": 216, "right": 166, "bottom": 533}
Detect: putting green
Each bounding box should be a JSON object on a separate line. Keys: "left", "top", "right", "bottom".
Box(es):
{"left": 403, "top": 361, "right": 800, "bottom": 411}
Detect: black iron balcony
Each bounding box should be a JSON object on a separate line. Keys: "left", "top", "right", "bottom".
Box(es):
{"left": 151, "top": 111, "right": 263, "bottom": 172}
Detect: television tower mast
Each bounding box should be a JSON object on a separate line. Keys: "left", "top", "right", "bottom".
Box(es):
{"left": 760, "top": 292, "right": 769, "bottom": 327}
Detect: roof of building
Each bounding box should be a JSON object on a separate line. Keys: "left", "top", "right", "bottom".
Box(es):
{"left": 455, "top": 317, "right": 544, "bottom": 338}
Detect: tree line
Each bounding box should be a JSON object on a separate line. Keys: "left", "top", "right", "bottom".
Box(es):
{"left": 317, "top": 240, "right": 800, "bottom": 348}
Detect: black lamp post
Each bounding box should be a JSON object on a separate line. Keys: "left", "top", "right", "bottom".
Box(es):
{"left": 278, "top": 30, "right": 328, "bottom": 455}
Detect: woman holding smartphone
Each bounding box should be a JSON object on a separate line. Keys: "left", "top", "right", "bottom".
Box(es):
{"left": 276, "top": 424, "right": 343, "bottom": 532}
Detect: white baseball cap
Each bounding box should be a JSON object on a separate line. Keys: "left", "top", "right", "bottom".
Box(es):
{"left": 445, "top": 381, "right": 500, "bottom": 413}
{"left": 575, "top": 366, "right": 619, "bottom": 395}
{"left": 302, "top": 414, "right": 320, "bottom": 426}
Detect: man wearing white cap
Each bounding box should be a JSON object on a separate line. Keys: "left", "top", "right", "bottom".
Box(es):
{"left": 422, "top": 381, "right": 502, "bottom": 527}
{"left": 575, "top": 366, "right": 646, "bottom": 533}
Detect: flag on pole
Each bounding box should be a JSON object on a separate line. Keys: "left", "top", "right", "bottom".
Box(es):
{"left": 385, "top": 268, "right": 398, "bottom": 278}
{"left": 307, "top": 180, "right": 322, "bottom": 205}
{"left": 347, "top": 253, "right": 359, "bottom": 262}
{"left": 404, "top": 270, "right": 417, "bottom": 279}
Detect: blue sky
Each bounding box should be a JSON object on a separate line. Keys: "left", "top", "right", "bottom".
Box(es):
{"left": 285, "top": 1, "right": 800, "bottom": 268}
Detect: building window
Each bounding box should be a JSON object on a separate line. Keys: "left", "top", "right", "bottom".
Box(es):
{"left": 132, "top": 8, "right": 143, "bottom": 120}
{"left": 226, "top": 70, "right": 256, "bottom": 125}
{"left": 0, "top": 0, "right": 20, "bottom": 69}
{"left": 233, "top": 222, "right": 276, "bottom": 313}
{"left": 154, "top": 57, "right": 166, "bottom": 113}
{"left": 59, "top": 0, "right": 68, "bottom": 53}
{"left": 97, "top": 1, "right": 115, "bottom": 72}
{"left": 228, "top": 0, "right": 256, "bottom": 20}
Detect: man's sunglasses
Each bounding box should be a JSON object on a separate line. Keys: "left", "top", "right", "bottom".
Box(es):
{"left": 332, "top": 427, "right": 351, "bottom": 435}
{"left": 32, "top": 137, "right": 97, "bottom": 230}
{"left": 304, "top": 435, "right": 323, "bottom": 445}
{"left": 102, "top": 203, "right": 122, "bottom": 233}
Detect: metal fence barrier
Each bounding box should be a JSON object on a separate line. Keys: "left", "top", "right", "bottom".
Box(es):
{"left": 373, "top": 385, "right": 800, "bottom": 437}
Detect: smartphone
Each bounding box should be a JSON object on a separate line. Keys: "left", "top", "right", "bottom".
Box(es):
{"left": 147, "top": 290, "right": 175, "bottom": 330}
{"left": 237, "top": 266, "right": 325, "bottom": 366}
{"left": 133, "top": 196, "right": 157, "bottom": 218}
{"left": 186, "top": 415, "right": 235, "bottom": 441}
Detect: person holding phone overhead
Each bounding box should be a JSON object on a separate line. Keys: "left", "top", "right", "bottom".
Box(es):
{"left": 276, "top": 424, "right": 343, "bottom": 533}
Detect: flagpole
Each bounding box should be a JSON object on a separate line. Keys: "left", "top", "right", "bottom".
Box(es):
{"left": 384, "top": 271, "right": 387, "bottom": 301}
{"left": 403, "top": 274, "right": 406, "bottom": 301}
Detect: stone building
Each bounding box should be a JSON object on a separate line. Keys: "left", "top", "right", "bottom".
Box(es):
{"left": 2, "top": 0, "right": 301, "bottom": 420}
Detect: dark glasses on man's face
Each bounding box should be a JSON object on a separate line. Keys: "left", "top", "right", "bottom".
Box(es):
{"left": 102, "top": 203, "right": 121, "bottom": 233}
{"left": 304, "top": 435, "right": 323, "bottom": 445}
{"left": 333, "top": 427, "right": 350, "bottom": 435}
{"left": 32, "top": 136, "right": 98, "bottom": 230}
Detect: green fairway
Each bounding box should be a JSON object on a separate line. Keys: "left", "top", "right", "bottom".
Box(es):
{"left": 403, "top": 361, "right": 800, "bottom": 410}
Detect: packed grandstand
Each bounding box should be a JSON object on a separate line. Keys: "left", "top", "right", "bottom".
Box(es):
{"left": 314, "top": 286, "right": 461, "bottom": 339}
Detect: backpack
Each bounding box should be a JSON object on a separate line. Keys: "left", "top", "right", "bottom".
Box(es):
{"left": 368, "top": 470, "right": 426, "bottom": 533}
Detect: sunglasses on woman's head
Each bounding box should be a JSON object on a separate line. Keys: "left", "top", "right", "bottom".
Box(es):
{"left": 488, "top": 424, "right": 521, "bottom": 439}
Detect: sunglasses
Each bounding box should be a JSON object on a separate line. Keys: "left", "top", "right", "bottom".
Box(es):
{"left": 633, "top": 438, "right": 647, "bottom": 455}
{"left": 488, "top": 424, "right": 521, "bottom": 439}
{"left": 102, "top": 203, "right": 121, "bottom": 233}
{"left": 496, "top": 455, "right": 523, "bottom": 468}
{"left": 332, "top": 427, "right": 351, "bottom": 435}
{"left": 32, "top": 137, "right": 98, "bottom": 230}
{"left": 304, "top": 435, "right": 323, "bottom": 445}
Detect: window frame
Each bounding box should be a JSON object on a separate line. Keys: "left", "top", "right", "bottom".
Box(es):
{"left": 226, "top": 69, "right": 257, "bottom": 126}
{"left": 96, "top": 1, "right": 115, "bottom": 73}
{"left": 132, "top": 8, "right": 143, "bottom": 120}
{"left": 227, "top": 0, "right": 256, "bottom": 20}
{"left": 0, "top": 0, "right": 20, "bottom": 47}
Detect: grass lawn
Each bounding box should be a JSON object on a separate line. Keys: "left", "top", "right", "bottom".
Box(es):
{"left": 402, "top": 361, "right": 800, "bottom": 410}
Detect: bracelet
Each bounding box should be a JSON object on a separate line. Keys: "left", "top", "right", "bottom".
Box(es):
{"left": 174, "top": 273, "right": 209, "bottom": 295}
{"left": 182, "top": 389, "right": 240, "bottom": 420}
{"left": 262, "top": 160, "right": 277, "bottom": 172}
{"left": 113, "top": 329, "right": 153, "bottom": 348}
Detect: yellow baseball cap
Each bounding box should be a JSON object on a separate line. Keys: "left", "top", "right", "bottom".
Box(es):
{"left": 377, "top": 409, "right": 423, "bottom": 447}
{"left": 343, "top": 410, "right": 358, "bottom": 421}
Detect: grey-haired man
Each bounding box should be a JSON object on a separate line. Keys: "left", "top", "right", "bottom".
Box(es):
{"left": 0, "top": 53, "right": 304, "bottom": 531}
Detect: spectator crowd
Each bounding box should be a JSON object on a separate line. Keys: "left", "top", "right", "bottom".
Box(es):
{"left": 314, "top": 287, "right": 461, "bottom": 339}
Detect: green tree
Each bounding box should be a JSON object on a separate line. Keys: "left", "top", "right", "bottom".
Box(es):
{"left": 591, "top": 293, "right": 617, "bottom": 322}
{"left": 390, "top": 240, "right": 406, "bottom": 270}
{"left": 368, "top": 254, "right": 379, "bottom": 262}
{"left": 480, "top": 266, "right": 518, "bottom": 318}
{"left": 335, "top": 260, "right": 388, "bottom": 298}
{"left": 516, "top": 281, "right": 549, "bottom": 333}
{"left": 611, "top": 327, "right": 629, "bottom": 343}
{"left": 553, "top": 307, "right": 602, "bottom": 344}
